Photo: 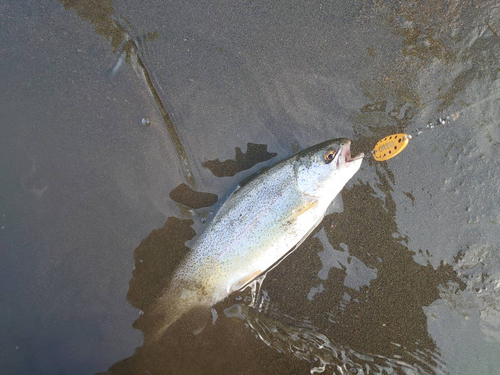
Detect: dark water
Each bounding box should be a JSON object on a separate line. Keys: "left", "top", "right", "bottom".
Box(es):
{"left": 1, "top": 0, "right": 500, "bottom": 374}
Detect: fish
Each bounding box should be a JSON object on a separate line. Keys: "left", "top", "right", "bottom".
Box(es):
{"left": 155, "top": 138, "right": 363, "bottom": 335}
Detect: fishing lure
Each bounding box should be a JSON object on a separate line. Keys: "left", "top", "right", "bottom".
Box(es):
{"left": 371, "top": 113, "right": 458, "bottom": 161}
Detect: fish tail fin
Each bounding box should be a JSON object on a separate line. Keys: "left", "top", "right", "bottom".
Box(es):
{"left": 152, "top": 282, "right": 210, "bottom": 339}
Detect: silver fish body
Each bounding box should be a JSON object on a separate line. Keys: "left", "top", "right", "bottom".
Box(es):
{"left": 156, "top": 138, "right": 363, "bottom": 334}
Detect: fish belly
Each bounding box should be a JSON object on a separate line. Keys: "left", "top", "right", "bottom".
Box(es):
{"left": 156, "top": 161, "right": 328, "bottom": 333}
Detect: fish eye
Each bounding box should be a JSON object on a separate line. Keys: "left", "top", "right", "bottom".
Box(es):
{"left": 324, "top": 150, "right": 336, "bottom": 163}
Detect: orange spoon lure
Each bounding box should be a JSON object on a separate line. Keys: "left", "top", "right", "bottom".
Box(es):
{"left": 369, "top": 112, "right": 459, "bottom": 161}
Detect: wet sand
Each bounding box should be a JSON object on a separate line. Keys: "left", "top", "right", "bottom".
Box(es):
{"left": 1, "top": 0, "right": 499, "bottom": 374}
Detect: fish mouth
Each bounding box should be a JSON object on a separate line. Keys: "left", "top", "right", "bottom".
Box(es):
{"left": 339, "top": 140, "right": 364, "bottom": 165}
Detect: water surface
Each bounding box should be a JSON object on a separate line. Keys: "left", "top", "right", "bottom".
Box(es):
{"left": 1, "top": 0, "right": 500, "bottom": 374}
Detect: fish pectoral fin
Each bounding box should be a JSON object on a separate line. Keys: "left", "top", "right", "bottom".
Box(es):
{"left": 230, "top": 269, "right": 263, "bottom": 293}
{"left": 287, "top": 199, "right": 319, "bottom": 222}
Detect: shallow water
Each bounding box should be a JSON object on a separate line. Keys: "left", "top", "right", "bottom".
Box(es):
{"left": 1, "top": 0, "right": 500, "bottom": 374}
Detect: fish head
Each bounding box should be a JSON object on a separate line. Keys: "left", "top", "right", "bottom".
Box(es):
{"left": 294, "top": 138, "right": 363, "bottom": 201}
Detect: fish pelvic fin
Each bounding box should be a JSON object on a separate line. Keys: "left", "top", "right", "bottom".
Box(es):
{"left": 229, "top": 269, "right": 263, "bottom": 293}
{"left": 287, "top": 199, "right": 318, "bottom": 222}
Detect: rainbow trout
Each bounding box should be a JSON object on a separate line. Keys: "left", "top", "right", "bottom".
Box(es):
{"left": 156, "top": 138, "right": 363, "bottom": 334}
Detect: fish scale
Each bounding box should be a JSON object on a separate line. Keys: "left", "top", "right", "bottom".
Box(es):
{"left": 153, "top": 138, "right": 364, "bottom": 337}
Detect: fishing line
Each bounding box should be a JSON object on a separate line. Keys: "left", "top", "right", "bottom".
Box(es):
{"left": 367, "top": 91, "right": 500, "bottom": 161}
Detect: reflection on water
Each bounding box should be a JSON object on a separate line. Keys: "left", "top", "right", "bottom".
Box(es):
{"left": 313, "top": 228, "right": 377, "bottom": 293}
{"left": 234, "top": 298, "right": 448, "bottom": 375}
{"left": 438, "top": 244, "right": 500, "bottom": 341}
